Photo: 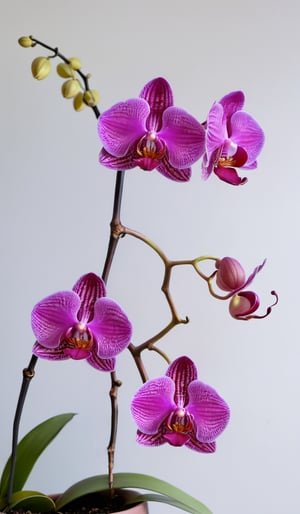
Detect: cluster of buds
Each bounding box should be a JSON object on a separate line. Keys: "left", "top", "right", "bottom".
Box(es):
{"left": 18, "top": 36, "right": 100, "bottom": 113}
{"left": 214, "top": 257, "right": 278, "bottom": 320}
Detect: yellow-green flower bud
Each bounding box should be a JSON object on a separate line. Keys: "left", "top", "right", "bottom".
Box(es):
{"left": 61, "top": 79, "right": 81, "bottom": 99}
{"left": 73, "top": 92, "right": 86, "bottom": 112}
{"left": 18, "top": 36, "right": 34, "bottom": 48}
{"left": 31, "top": 57, "right": 51, "bottom": 80}
{"left": 83, "top": 89, "right": 100, "bottom": 107}
{"left": 68, "top": 57, "right": 82, "bottom": 70}
{"left": 57, "top": 62, "right": 75, "bottom": 78}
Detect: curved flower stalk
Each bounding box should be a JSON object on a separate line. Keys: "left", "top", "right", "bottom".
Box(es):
{"left": 98, "top": 77, "right": 205, "bottom": 182}
{"left": 31, "top": 273, "right": 132, "bottom": 371}
{"left": 131, "top": 356, "right": 230, "bottom": 452}
{"left": 202, "top": 91, "right": 264, "bottom": 185}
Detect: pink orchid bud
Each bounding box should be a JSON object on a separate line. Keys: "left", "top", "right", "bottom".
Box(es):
{"left": 229, "top": 291, "right": 260, "bottom": 319}
{"left": 216, "top": 257, "right": 246, "bottom": 291}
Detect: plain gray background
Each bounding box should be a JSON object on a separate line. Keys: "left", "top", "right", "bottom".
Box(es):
{"left": 1, "top": 1, "right": 299, "bottom": 513}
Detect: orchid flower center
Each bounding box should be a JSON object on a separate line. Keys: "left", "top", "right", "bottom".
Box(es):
{"left": 216, "top": 140, "right": 248, "bottom": 169}
{"left": 165, "top": 408, "right": 194, "bottom": 434}
{"left": 135, "top": 131, "right": 166, "bottom": 171}
{"left": 61, "top": 323, "right": 94, "bottom": 359}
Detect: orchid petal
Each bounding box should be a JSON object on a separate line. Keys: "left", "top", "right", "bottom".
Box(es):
{"left": 136, "top": 430, "right": 165, "bottom": 447}
{"left": 98, "top": 99, "right": 149, "bottom": 157}
{"left": 72, "top": 273, "right": 106, "bottom": 324}
{"left": 214, "top": 165, "right": 247, "bottom": 185}
{"left": 140, "top": 77, "right": 173, "bottom": 132}
{"left": 206, "top": 103, "right": 227, "bottom": 156}
{"left": 131, "top": 376, "right": 176, "bottom": 434}
{"left": 163, "top": 432, "right": 190, "bottom": 446}
{"left": 86, "top": 352, "right": 116, "bottom": 372}
{"left": 185, "top": 438, "right": 216, "bottom": 453}
{"left": 159, "top": 107, "right": 205, "bottom": 168}
{"left": 32, "top": 341, "right": 70, "bottom": 360}
{"left": 229, "top": 290, "right": 260, "bottom": 318}
{"left": 241, "top": 259, "right": 266, "bottom": 290}
{"left": 201, "top": 152, "right": 215, "bottom": 180}
{"left": 166, "top": 356, "right": 197, "bottom": 408}
{"left": 187, "top": 380, "right": 230, "bottom": 443}
{"left": 219, "top": 91, "right": 245, "bottom": 119}
{"left": 230, "top": 111, "right": 265, "bottom": 164}
{"left": 88, "top": 297, "right": 132, "bottom": 358}
{"left": 156, "top": 160, "right": 191, "bottom": 182}
{"left": 31, "top": 291, "right": 80, "bottom": 348}
{"left": 99, "top": 147, "right": 136, "bottom": 170}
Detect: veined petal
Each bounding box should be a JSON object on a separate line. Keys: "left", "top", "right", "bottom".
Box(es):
{"left": 140, "top": 77, "right": 173, "bottom": 132}
{"left": 159, "top": 107, "right": 205, "bottom": 168}
{"left": 201, "top": 151, "right": 215, "bottom": 180}
{"left": 99, "top": 147, "right": 136, "bottom": 170}
{"left": 156, "top": 160, "right": 191, "bottom": 182}
{"left": 98, "top": 99, "right": 149, "bottom": 157}
{"left": 230, "top": 111, "right": 265, "bottom": 164}
{"left": 86, "top": 351, "right": 116, "bottom": 372}
{"left": 206, "top": 103, "right": 227, "bottom": 156}
{"left": 32, "top": 341, "right": 70, "bottom": 360}
{"left": 131, "top": 376, "right": 176, "bottom": 434}
{"left": 185, "top": 437, "right": 216, "bottom": 453}
{"left": 214, "top": 165, "right": 247, "bottom": 185}
{"left": 166, "top": 356, "right": 197, "bottom": 408}
{"left": 72, "top": 273, "right": 106, "bottom": 324}
{"left": 136, "top": 430, "right": 166, "bottom": 447}
{"left": 241, "top": 259, "right": 266, "bottom": 290}
{"left": 88, "top": 297, "right": 132, "bottom": 358}
{"left": 219, "top": 90, "right": 245, "bottom": 120}
{"left": 187, "top": 380, "right": 230, "bottom": 443}
{"left": 31, "top": 291, "right": 80, "bottom": 348}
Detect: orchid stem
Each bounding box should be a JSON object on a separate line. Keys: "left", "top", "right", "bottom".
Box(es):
{"left": 7, "top": 355, "right": 38, "bottom": 505}
{"left": 101, "top": 170, "right": 126, "bottom": 491}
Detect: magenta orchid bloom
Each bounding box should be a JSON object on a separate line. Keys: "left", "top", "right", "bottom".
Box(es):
{"left": 131, "top": 356, "right": 230, "bottom": 453}
{"left": 31, "top": 273, "right": 132, "bottom": 371}
{"left": 98, "top": 77, "right": 205, "bottom": 182}
{"left": 202, "top": 91, "right": 264, "bottom": 185}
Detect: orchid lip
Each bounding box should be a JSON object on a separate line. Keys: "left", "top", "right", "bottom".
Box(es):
{"left": 61, "top": 323, "right": 94, "bottom": 352}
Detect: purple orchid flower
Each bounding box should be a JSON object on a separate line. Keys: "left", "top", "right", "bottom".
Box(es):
{"left": 229, "top": 290, "right": 278, "bottom": 320}
{"left": 98, "top": 77, "right": 205, "bottom": 182}
{"left": 31, "top": 273, "right": 132, "bottom": 371}
{"left": 131, "top": 356, "right": 230, "bottom": 453}
{"left": 202, "top": 91, "right": 264, "bottom": 185}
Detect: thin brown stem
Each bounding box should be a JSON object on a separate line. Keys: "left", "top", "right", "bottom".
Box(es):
{"left": 7, "top": 355, "right": 38, "bottom": 505}
{"left": 107, "top": 372, "right": 122, "bottom": 491}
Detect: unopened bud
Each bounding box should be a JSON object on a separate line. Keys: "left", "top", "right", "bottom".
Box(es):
{"left": 57, "top": 63, "right": 75, "bottom": 78}
{"left": 68, "top": 57, "right": 82, "bottom": 70}
{"left": 18, "top": 36, "right": 34, "bottom": 48}
{"left": 73, "top": 92, "right": 86, "bottom": 112}
{"left": 31, "top": 57, "right": 51, "bottom": 80}
{"left": 83, "top": 89, "right": 100, "bottom": 107}
{"left": 61, "top": 79, "right": 81, "bottom": 99}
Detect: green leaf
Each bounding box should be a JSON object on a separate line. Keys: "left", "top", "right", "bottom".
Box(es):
{"left": 2, "top": 490, "right": 55, "bottom": 512}
{"left": 0, "top": 413, "right": 76, "bottom": 498}
{"left": 56, "top": 473, "right": 213, "bottom": 514}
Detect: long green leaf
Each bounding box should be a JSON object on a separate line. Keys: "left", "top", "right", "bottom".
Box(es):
{"left": 56, "top": 473, "right": 212, "bottom": 514}
{"left": 0, "top": 413, "right": 76, "bottom": 498}
{"left": 2, "top": 490, "right": 55, "bottom": 512}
